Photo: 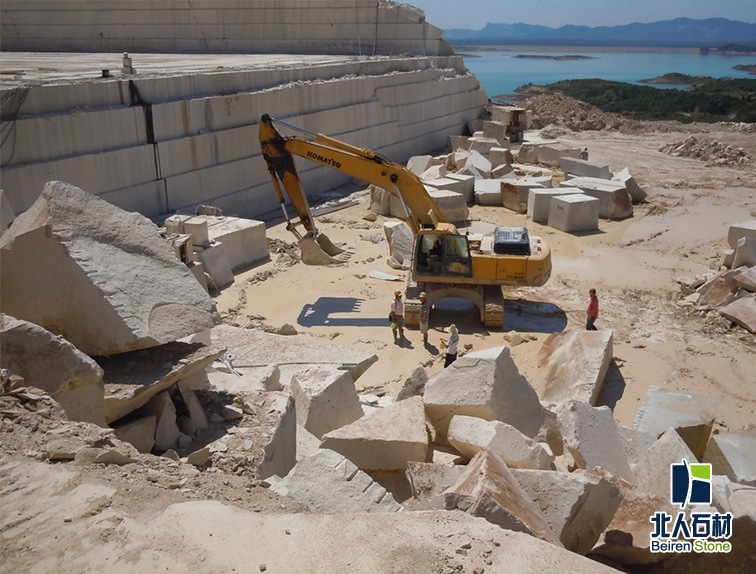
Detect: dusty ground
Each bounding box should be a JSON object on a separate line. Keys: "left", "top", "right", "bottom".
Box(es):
{"left": 2, "top": 99, "right": 755, "bottom": 572}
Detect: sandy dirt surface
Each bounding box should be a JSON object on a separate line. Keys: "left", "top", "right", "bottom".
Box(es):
{"left": 217, "top": 118, "right": 756, "bottom": 434}
{"left": 2, "top": 101, "right": 755, "bottom": 572}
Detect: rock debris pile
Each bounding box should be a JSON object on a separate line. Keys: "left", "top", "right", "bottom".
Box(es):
{"left": 677, "top": 220, "right": 756, "bottom": 334}
{"left": 659, "top": 135, "right": 751, "bottom": 167}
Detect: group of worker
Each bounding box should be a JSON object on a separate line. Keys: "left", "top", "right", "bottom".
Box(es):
{"left": 388, "top": 286, "right": 599, "bottom": 368}
{"left": 390, "top": 290, "right": 458, "bottom": 367}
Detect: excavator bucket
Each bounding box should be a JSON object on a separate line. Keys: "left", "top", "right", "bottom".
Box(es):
{"left": 298, "top": 233, "right": 347, "bottom": 265}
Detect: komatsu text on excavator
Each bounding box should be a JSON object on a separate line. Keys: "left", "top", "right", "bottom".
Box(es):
{"left": 259, "top": 114, "right": 551, "bottom": 328}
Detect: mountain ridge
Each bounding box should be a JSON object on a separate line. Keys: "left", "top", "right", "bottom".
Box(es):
{"left": 444, "top": 17, "right": 756, "bottom": 47}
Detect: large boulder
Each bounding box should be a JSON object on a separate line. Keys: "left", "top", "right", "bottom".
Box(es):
{"left": 0, "top": 314, "right": 105, "bottom": 425}
{"left": 538, "top": 329, "right": 614, "bottom": 406}
{"left": 556, "top": 400, "right": 633, "bottom": 481}
{"left": 424, "top": 347, "right": 544, "bottom": 441}
{"left": 448, "top": 415, "right": 553, "bottom": 470}
{"left": 290, "top": 366, "right": 364, "bottom": 439}
{"left": 0, "top": 181, "right": 220, "bottom": 356}
{"left": 320, "top": 396, "right": 428, "bottom": 471}
{"left": 512, "top": 469, "right": 622, "bottom": 555}
{"left": 633, "top": 386, "right": 719, "bottom": 460}
{"left": 443, "top": 449, "right": 562, "bottom": 546}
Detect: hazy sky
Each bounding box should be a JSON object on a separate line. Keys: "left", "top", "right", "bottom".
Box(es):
{"left": 409, "top": 0, "right": 756, "bottom": 29}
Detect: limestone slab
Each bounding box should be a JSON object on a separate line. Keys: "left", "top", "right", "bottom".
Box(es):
{"left": 633, "top": 386, "right": 719, "bottom": 460}
{"left": 267, "top": 448, "right": 403, "bottom": 513}
{"left": 557, "top": 400, "right": 633, "bottom": 481}
{"left": 445, "top": 173, "right": 475, "bottom": 204}
{"left": 559, "top": 157, "right": 610, "bottom": 179}
{"left": 0, "top": 181, "right": 220, "bottom": 356}
{"left": 443, "top": 449, "right": 562, "bottom": 546}
{"left": 448, "top": 415, "right": 553, "bottom": 470}
{"left": 257, "top": 394, "right": 297, "bottom": 480}
{"left": 211, "top": 324, "right": 378, "bottom": 386}
{"left": 136, "top": 391, "right": 181, "bottom": 452}
{"left": 617, "top": 425, "right": 657, "bottom": 467}
{"left": 290, "top": 366, "right": 364, "bottom": 439}
{"left": 424, "top": 346, "right": 544, "bottom": 441}
{"left": 320, "top": 395, "right": 428, "bottom": 471}
{"left": 539, "top": 329, "right": 614, "bottom": 406}
{"left": 384, "top": 220, "right": 414, "bottom": 268}
{"left": 733, "top": 236, "right": 756, "bottom": 268}
{"left": 512, "top": 469, "right": 621, "bottom": 555}
{"left": 474, "top": 178, "right": 504, "bottom": 206}
{"left": 733, "top": 266, "right": 756, "bottom": 292}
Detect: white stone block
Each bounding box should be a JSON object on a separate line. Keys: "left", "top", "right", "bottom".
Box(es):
{"left": 617, "top": 425, "right": 657, "bottom": 467}
{"left": 320, "top": 395, "right": 428, "bottom": 470}
{"left": 420, "top": 164, "right": 447, "bottom": 180}
{"left": 257, "top": 394, "right": 297, "bottom": 480}
{"left": 560, "top": 177, "right": 633, "bottom": 219}
{"left": 406, "top": 155, "right": 434, "bottom": 176}
{"left": 733, "top": 236, "right": 756, "bottom": 269}
{"left": 469, "top": 136, "right": 501, "bottom": 157}
{"left": 719, "top": 296, "right": 756, "bottom": 333}
{"left": 424, "top": 346, "right": 544, "bottom": 441}
{"left": 474, "top": 178, "right": 504, "bottom": 206}
{"left": 445, "top": 173, "right": 475, "bottom": 204}
{"left": 482, "top": 121, "right": 509, "bottom": 146}
{"left": 538, "top": 144, "right": 580, "bottom": 167}
{"left": 201, "top": 215, "right": 268, "bottom": 272}
{"left": 195, "top": 241, "right": 235, "bottom": 289}
{"left": 527, "top": 187, "right": 583, "bottom": 223}
{"left": 557, "top": 399, "right": 633, "bottom": 480}
{"left": 727, "top": 220, "right": 756, "bottom": 249}
{"left": 290, "top": 366, "right": 364, "bottom": 439}
{"left": 448, "top": 415, "right": 553, "bottom": 470}
{"left": 369, "top": 184, "right": 391, "bottom": 215}
{"left": 548, "top": 194, "right": 600, "bottom": 232}
{"left": 428, "top": 189, "right": 469, "bottom": 222}
{"left": 383, "top": 220, "right": 414, "bottom": 267}
{"left": 613, "top": 168, "right": 647, "bottom": 203}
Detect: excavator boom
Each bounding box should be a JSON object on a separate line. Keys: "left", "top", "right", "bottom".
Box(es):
{"left": 259, "top": 114, "right": 444, "bottom": 261}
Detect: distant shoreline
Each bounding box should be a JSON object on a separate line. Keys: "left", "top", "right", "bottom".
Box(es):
{"left": 453, "top": 45, "right": 708, "bottom": 55}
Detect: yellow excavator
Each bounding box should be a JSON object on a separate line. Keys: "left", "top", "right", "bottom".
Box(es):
{"left": 259, "top": 114, "right": 551, "bottom": 328}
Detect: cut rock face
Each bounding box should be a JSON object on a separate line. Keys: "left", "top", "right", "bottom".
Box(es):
{"left": 0, "top": 181, "right": 220, "bottom": 356}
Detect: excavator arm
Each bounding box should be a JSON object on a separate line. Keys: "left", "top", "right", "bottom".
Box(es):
{"left": 259, "top": 114, "right": 444, "bottom": 263}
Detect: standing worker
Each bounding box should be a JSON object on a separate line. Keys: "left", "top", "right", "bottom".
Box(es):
{"left": 440, "top": 324, "right": 459, "bottom": 368}
{"left": 418, "top": 291, "right": 430, "bottom": 344}
{"left": 390, "top": 290, "right": 405, "bottom": 340}
{"left": 580, "top": 147, "right": 589, "bottom": 161}
{"left": 586, "top": 288, "right": 599, "bottom": 330}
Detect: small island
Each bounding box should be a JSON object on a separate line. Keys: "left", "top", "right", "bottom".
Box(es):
{"left": 512, "top": 54, "right": 595, "bottom": 61}
{"left": 639, "top": 73, "right": 713, "bottom": 87}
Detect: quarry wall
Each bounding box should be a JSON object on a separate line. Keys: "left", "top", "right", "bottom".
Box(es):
{"left": 1, "top": 55, "right": 487, "bottom": 219}
{"left": 0, "top": 0, "right": 452, "bottom": 57}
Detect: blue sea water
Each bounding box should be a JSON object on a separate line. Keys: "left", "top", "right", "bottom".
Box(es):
{"left": 460, "top": 48, "right": 756, "bottom": 99}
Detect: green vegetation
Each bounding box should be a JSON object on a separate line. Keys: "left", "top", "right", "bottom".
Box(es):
{"left": 538, "top": 78, "right": 756, "bottom": 123}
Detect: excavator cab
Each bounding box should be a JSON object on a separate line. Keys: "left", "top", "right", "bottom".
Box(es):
{"left": 414, "top": 232, "right": 472, "bottom": 279}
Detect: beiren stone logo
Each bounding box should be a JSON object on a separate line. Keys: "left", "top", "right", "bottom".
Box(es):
{"left": 649, "top": 459, "right": 732, "bottom": 554}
